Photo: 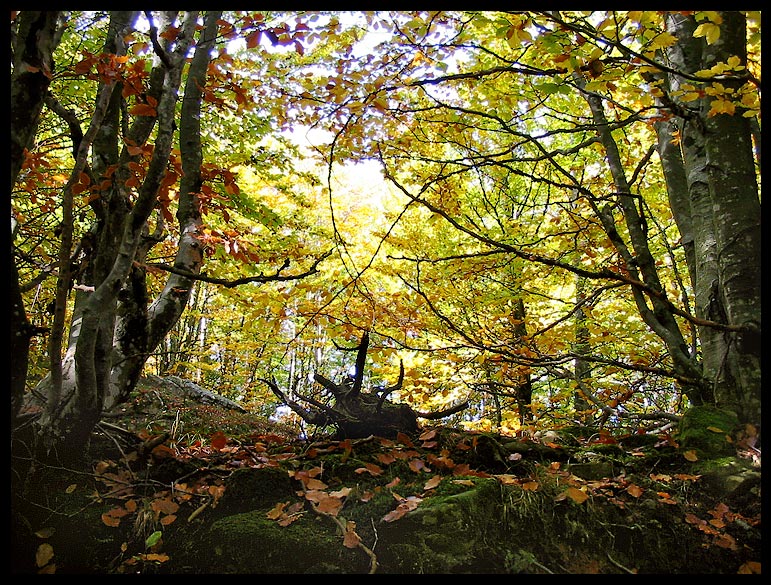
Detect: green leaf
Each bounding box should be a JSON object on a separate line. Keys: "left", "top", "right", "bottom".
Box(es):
{"left": 145, "top": 531, "right": 163, "bottom": 549}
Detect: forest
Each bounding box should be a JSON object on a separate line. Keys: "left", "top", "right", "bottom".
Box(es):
{"left": 10, "top": 11, "right": 761, "bottom": 574}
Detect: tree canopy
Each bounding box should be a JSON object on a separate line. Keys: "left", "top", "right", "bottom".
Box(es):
{"left": 11, "top": 11, "right": 761, "bottom": 459}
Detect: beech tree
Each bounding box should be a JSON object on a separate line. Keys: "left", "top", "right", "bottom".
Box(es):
{"left": 11, "top": 11, "right": 328, "bottom": 460}
{"left": 274, "top": 11, "right": 760, "bottom": 430}
{"left": 12, "top": 11, "right": 760, "bottom": 460}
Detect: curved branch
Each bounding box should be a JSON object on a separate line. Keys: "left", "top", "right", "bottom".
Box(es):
{"left": 147, "top": 249, "right": 332, "bottom": 288}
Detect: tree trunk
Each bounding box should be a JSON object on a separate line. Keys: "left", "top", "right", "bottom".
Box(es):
{"left": 658, "top": 12, "right": 761, "bottom": 426}
{"left": 10, "top": 11, "right": 62, "bottom": 424}
{"left": 26, "top": 11, "right": 221, "bottom": 462}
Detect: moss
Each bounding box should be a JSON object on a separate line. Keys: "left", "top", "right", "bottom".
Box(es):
{"left": 677, "top": 406, "right": 739, "bottom": 458}
{"left": 201, "top": 511, "right": 363, "bottom": 573}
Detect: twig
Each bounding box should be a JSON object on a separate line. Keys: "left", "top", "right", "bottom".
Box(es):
{"left": 607, "top": 552, "right": 636, "bottom": 574}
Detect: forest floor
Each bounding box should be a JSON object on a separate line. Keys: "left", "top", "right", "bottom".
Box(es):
{"left": 11, "top": 375, "right": 762, "bottom": 574}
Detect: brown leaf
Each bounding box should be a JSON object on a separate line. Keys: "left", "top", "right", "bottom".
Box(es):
{"left": 626, "top": 484, "right": 644, "bottom": 498}
{"left": 315, "top": 495, "right": 343, "bottom": 516}
{"left": 210, "top": 431, "right": 227, "bottom": 451}
{"left": 304, "top": 477, "right": 328, "bottom": 490}
{"left": 737, "top": 561, "right": 761, "bottom": 574}
{"left": 396, "top": 432, "right": 414, "bottom": 447}
{"left": 683, "top": 450, "right": 699, "bottom": 461}
{"left": 34, "top": 527, "right": 55, "bottom": 539}
{"left": 355, "top": 463, "right": 383, "bottom": 476}
{"left": 342, "top": 521, "right": 362, "bottom": 548}
{"left": 151, "top": 498, "right": 179, "bottom": 515}
{"left": 419, "top": 429, "right": 437, "bottom": 441}
{"left": 375, "top": 452, "right": 396, "bottom": 465}
{"left": 423, "top": 475, "right": 442, "bottom": 490}
{"left": 408, "top": 458, "right": 427, "bottom": 473}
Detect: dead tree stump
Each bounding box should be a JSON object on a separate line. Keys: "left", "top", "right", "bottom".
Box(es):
{"left": 262, "top": 332, "right": 467, "bottom": 439}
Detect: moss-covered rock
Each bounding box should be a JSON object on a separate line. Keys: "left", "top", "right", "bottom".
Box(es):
{"left": 677, "top": 406, "right": 739, "bottom": 458}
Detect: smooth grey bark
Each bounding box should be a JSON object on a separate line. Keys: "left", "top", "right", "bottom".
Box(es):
{"left": 658, "top": 12, "right": 761, "bottom": 424}
{"left": 576, "top": 76, "right": 706, "bottom": 405}
{"left": 105, "top": 10, "right": 222, "bottom": 410}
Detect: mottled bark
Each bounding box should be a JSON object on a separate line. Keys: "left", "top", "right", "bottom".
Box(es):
{"left": 29, "top": 11, "right": 221, "bottom": 460}
{"left": 659, "top": 12, "right": 761, "bottom": 424}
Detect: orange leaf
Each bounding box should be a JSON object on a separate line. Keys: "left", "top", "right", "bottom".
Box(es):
{"left": 565, "top": 487, "right": 589, "bottom": 504}
{"left": 626, "top": 484, "right": 644, "bottom": 498}
{"left": 522, "top": 481, "right": 539, "bottom": 491}
{"left": 737, "top": 561, "right": 761, "bottom": 574}
{"left": 211, "top": 431, "right": 227, "bottom": 451}
{"left": 101, "top": 513, "right": 121, "bottom": 527}
{"left": 129, "top": 103, "right": 157, "bottom": 117}
{"left": 160, "top": 514, "right": 177, "bottom": 526}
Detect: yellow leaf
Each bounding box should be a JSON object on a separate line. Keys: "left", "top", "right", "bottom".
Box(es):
{"left": 706, "top": 426, "right": 725, "bottom": 433}
{"left": 708, "top": 97, "right": 736, "bottom": 117}
{"left": 680, "top": 91, "right": 702, "bottom": 102}
{"left": 693, "top": 23, "right": 720, "bottom": 45}
{"left": 649, "top": 32, "right": 677, "bottom": 50}
{"left": 683, "top": 449, "right": 699, "bottom": 461}
{"left": 36, "top": 543, "right": 54, "bottom": 568}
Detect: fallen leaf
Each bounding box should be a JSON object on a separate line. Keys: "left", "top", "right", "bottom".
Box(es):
{"left": 737, "top": 561, "right": 761, "bottom": 574}
{"left": 355, "top": 463, "right": 383, "bottom": 476}
{"left": 495, "top": 474, "right": 519, "bottom": 485}
{"left": 210, "top": 431, "right": 227, "bottom": 451}
{"left": 34, "top": 527, "right": 55, "bottom": 539}
{"left": 342, "top": 521, "right": 362, "bottom": 548}
{"left": 419, "top": 429, "right": 437, "bottom": 441}
{"left": 151, "top": 498, "right": 179, "bottom": 515}
{"left": 626, "top": 484, "right": 644, "bottom": 498}
{"left": 36, "top": 543, "right": 54, "bottom": 567}
{"left": 423, "top": 475, "right": 442, "bottom": 490}
{"left": 683, "top": 450, "right": 699, "bottom": 461}
{"left": 564, "top": 487, "right": 589, "bottom": 504}
{"left": 304, "top": 477, "right": 328, "bottom": 490}
{"left": 408, "top": 458, "right": 427, "bottom": 473}
{"left": 160, "top": 514, "right": 177, "bottom": 526}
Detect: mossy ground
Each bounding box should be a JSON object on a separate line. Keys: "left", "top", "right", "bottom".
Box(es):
{"left": 11, "top": 377, "right": 761, "bottom": 574}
